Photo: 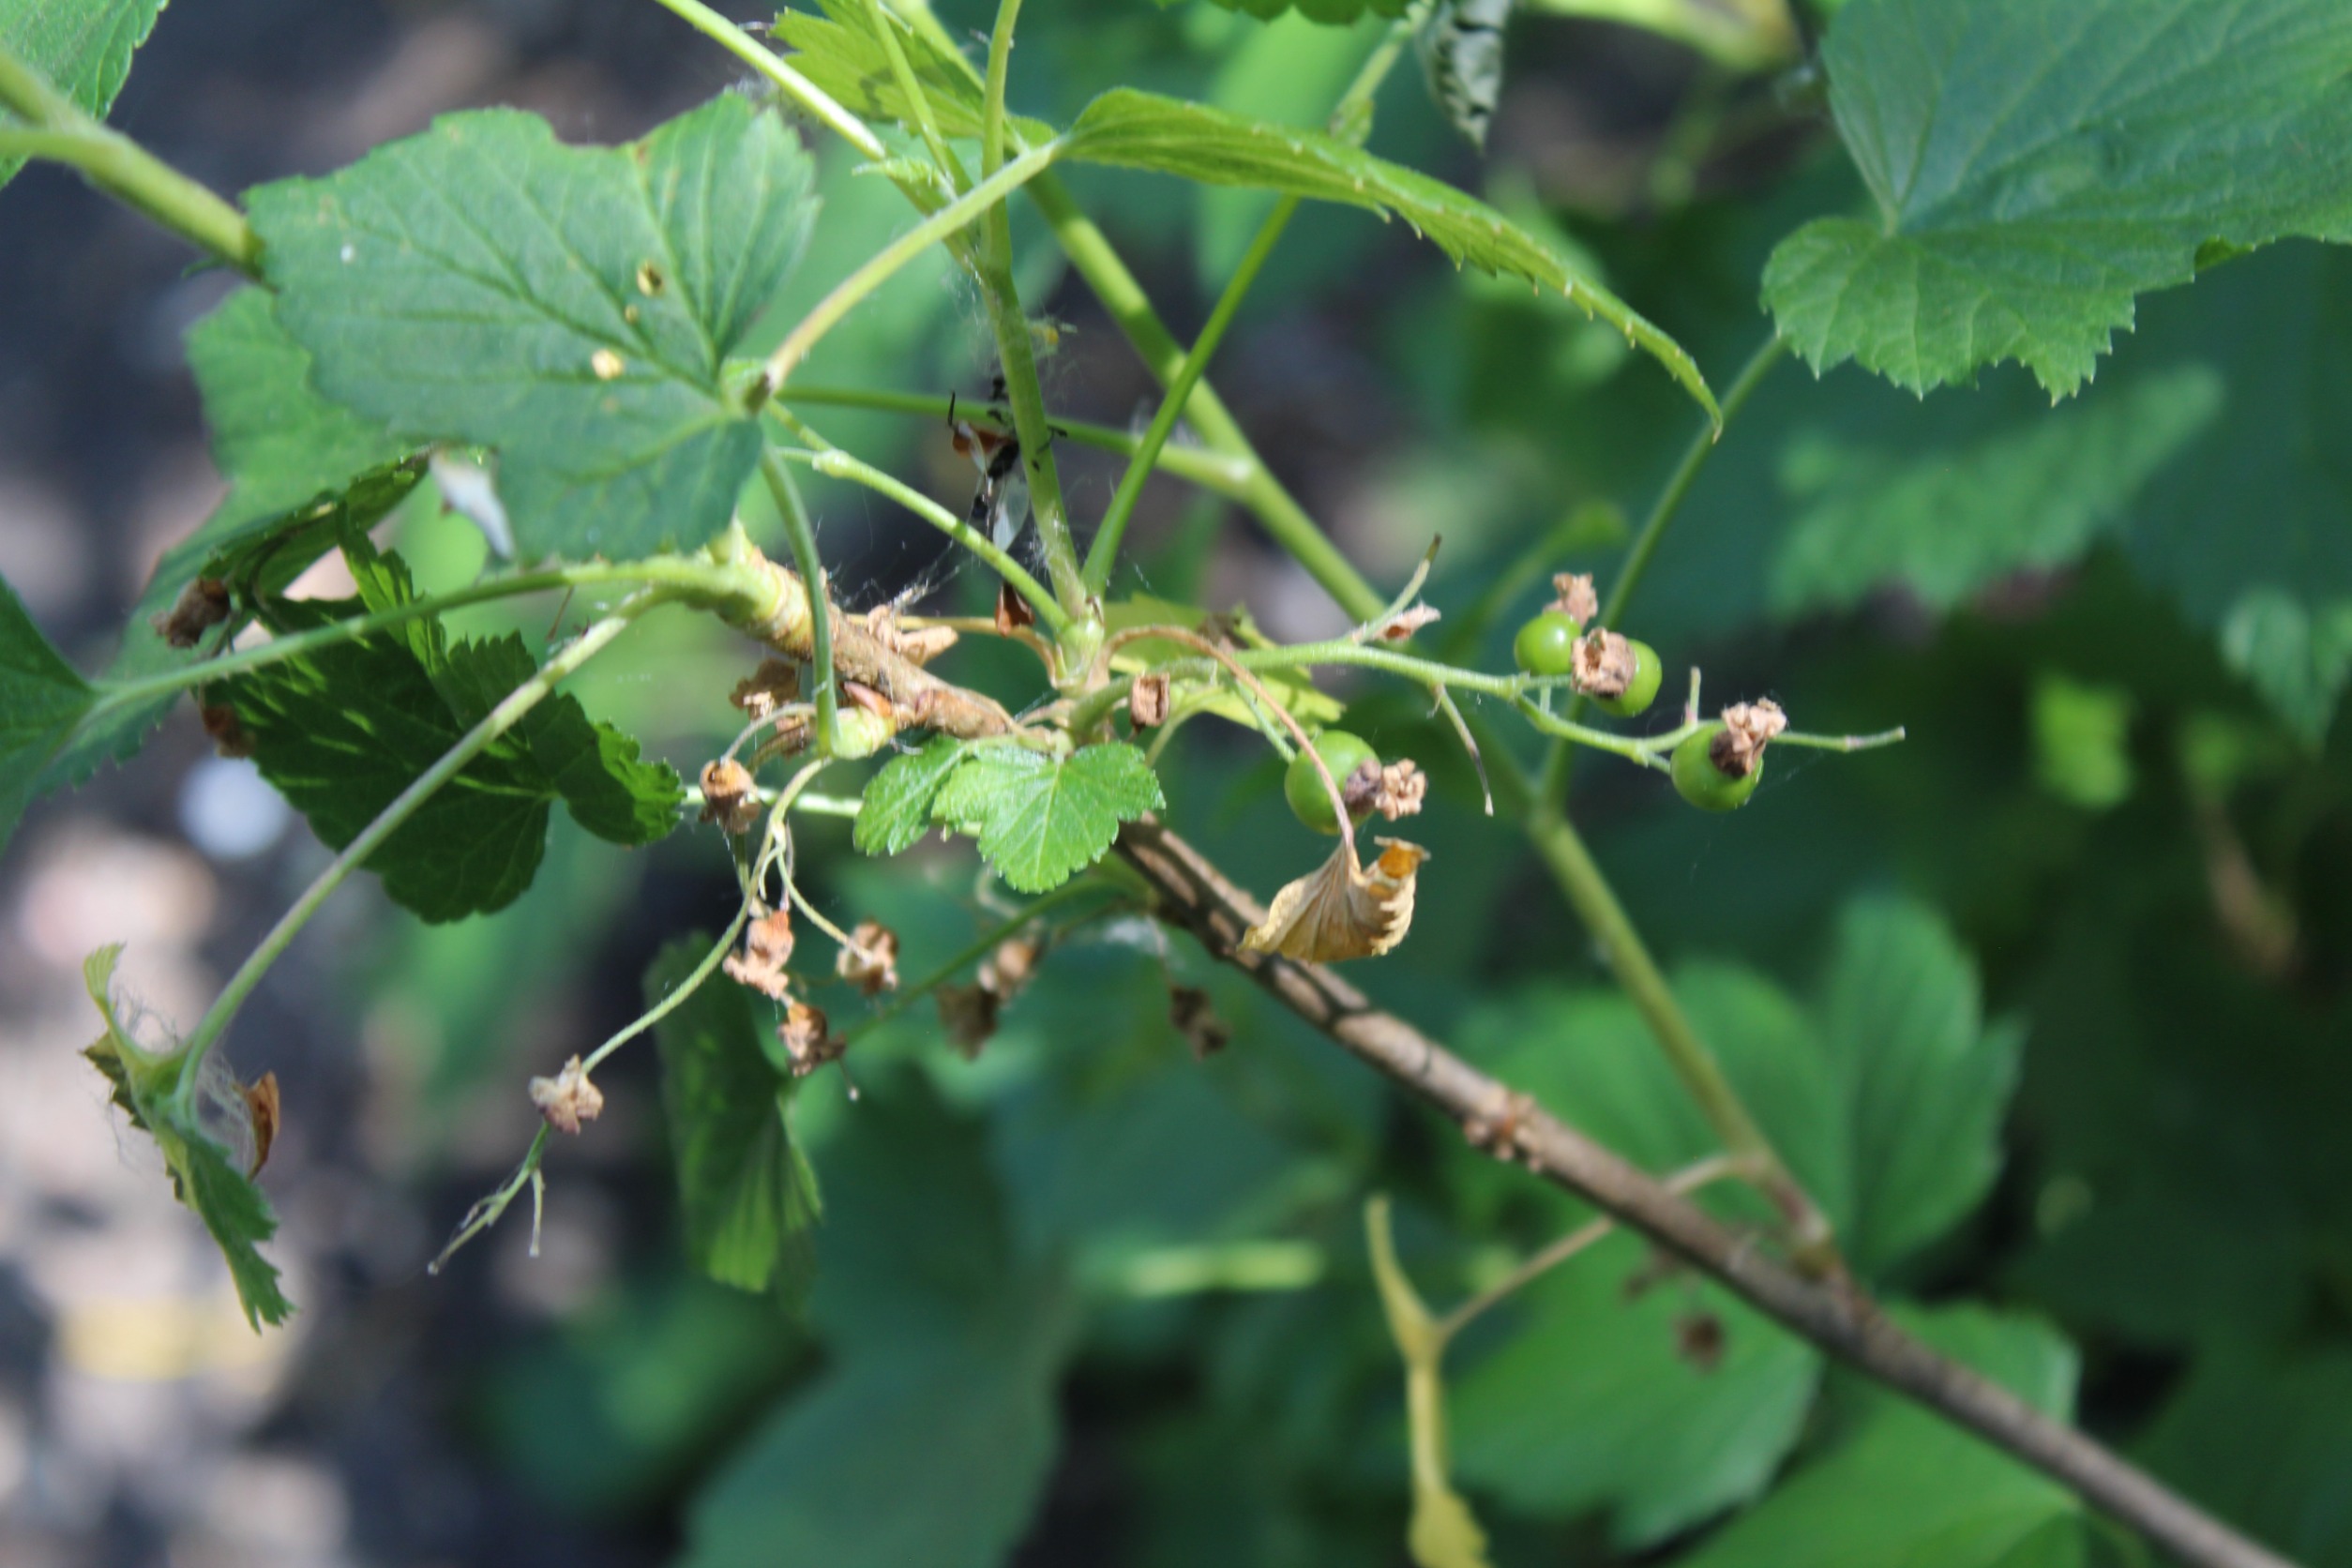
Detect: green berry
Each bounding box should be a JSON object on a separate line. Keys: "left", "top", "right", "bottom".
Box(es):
{"left": 1284, "top": 730, "right": 1378, "bottom": 835}
{"left": 1672, "top": 725, "right": 1762, "bottom": 811}
{"left": 1514, "top": 611, "right": 1583, "bottom": 677}
{"left": 1591, "top": 639, "right": 1663, "bottom": 718}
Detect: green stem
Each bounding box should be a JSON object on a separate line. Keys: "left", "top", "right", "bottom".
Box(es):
{"left": 858, "top": 0, "right": 967, "bottom": 188}
{"left": 761, "top": 137, "right": 1065, "bottom": 395}
{"left": 761, "top": 451, "right": 838, "bottom": 747}
{"left": 0, "top": 50, "right": 260, "bottom": 276}
{"left": 769, "top": 384, "right": 1257, "bottom": 495}
{"left": 1084, "top": 196, "right": 1297, "bottom": 592}
{"left": 88, "top": 557, "right": 734, "bottom": 716}
{"left": 982, "top": 0, "right": 1022, "bottom": 181}
{"left": 644, "top": 0, "right": 886, "bottom": 158}
{"left": 777, "top": 445, "right": 1067, "bottom": 632}
{"left": 583, "top": 902, "right": 754, "bottom": 1072}
{"left": 176, "top": 597, "right": 658, "bottom": 1086}
{"left": 1025, "top": 176, "right": 1383, "bottom": 622}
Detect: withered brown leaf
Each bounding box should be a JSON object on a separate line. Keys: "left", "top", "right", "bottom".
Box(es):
{"left": 1241, "top": 837, "right": 1429, "bottom": 962}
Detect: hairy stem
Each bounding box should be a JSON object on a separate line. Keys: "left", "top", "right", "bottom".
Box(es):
{"left": 645, "top": 0, "right": 886, "bottom": 158}
{"left": 858, "top": 0, "right": 966, "bottom": 188}
{"left": 1114, "top": 818, "right": 2297, "bottom": 1568}
{"left": 0, "top": 49, "right": 260, "bottom": 275}
{"left": 761, "top": 450, "right": 838, "bottom": 747}
{"left": 177, "top": 598, "right": 659, "bottom": 1086}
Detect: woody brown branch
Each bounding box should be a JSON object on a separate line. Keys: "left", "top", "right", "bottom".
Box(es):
{"left": 1111, "top": 817, "right": 2298, "bottom": 1568}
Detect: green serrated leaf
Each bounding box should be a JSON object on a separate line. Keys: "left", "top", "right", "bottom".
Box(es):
{"left": 82, "top": 946, "right": 294, "bottom": 1330}
{"left": 1677, "top": 1306, "right": 2082, "bottom": 1568}
{"left": 1062, "top": 89, "right": 1717, "bottom": 424}
{"left": 1767, "top": 0, "right": 2352, "bottom": 396}
{"left": 648, "top": 938, "right": 820, "bottom": 1299}
{"left": 772, "top": 0, "right": 1056, "bottom": 145}
{"left": 1821, "top": 897, "right": 2020, "bottom": 1277}
{"left": 2140, "top": 1349, "right": 2352, "bottom": 1567}
{"left": 1195, "top": 0, "right": 1413, "bottom": 30}
{"left": 250, "top": 94, "right": 815, "bottom": 563}
{"left": 852, "top": 735, "right": 970, "bottom": 855}
{"left": 219, "top": 545, "right": 678, "bottom": 921}
{"left": 0, "top": 572, "right": 96, "bottom": 852}
{"left": 0, "top": 0, "right": 166, "bottom": 189}
{"left": 38, "top": 289, "right": 420, "bottom": 797}
{"left": 931, "top": 742, "right": 1165, "bottom": 894}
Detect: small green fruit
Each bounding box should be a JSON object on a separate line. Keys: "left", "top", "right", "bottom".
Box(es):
{"left": 1592, "top": 639, "right": 1663, "bottom": 718}
{"left": 1513, "top": 611, "right": 1583, "bottom": 677}
{"left": 1285, "top": 730, "right": 1378, "bottom": 834}
{"left": 1672, "top": 724, "right": 1762, "bottom": 811}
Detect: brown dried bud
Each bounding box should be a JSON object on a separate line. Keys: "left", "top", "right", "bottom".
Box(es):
{"left": 240, "top": 1071, "right": 280, "bottom": 1177}
{"left": 1168, "top": 986, "right": 1231, "bottom": 1059}
{"left": 841, "top": 681, "right": 896, "bottom": 723}
{"left": 749, "top": 713, "right": 815, "bottom": 767}
{"left": 995, "top": 580, "right": 1036, "bottom": 635}
{"left": 1674, "top": 1311, "right": 1726, "bottom": 1372}
{"left": 1128, "top": 671, "right": 1171, "bottom": 730}
{"left": 528, "top": 1056, "right": 604, "bottom": 1135}
{"left": 1368, "top": 760, "right": 1425, "bottom": 821}
{"left": 1571, "top": 628, "right": 1636, "bottom": 700}
{"left": 936, "top": 982, "right": 1001, "bottom": 1059}
{"left": 699, "top": 759, "right": 762, "bottom": 835}
{"left": 1549, "top": 572, "right": 1599, "bottom": 626}
{"left": 722, "top": 907, "right": 795, "bottom": 1000}
{"left": 730, "top": 658, "right": 800, "bottom": 719}
{"left": 1340, "top": 757, "right": 1386, "bottom": 819}
{"left": 776, "top": 1000, "right": 843, "bottom": 1077}
{"left": 200, "top": 702, "right": 253, "bottom": 760}
{"left": 1709, "top": 699, "right": 1788, "bottom": 780}
{"left": 152, "top": 577, "right": 232, "bottom": 649}
{"left": 979, "top": 936, "right": 1038, "bottom": 1000}
{"left": 836, "top": 918, "right": 899, "bottom": 996}
{"left": 1377, "top": 604, "right": 1442, "bottom": 642}
{"left": 1462, "top": 1089, "right": 1538, "bottom": 1164}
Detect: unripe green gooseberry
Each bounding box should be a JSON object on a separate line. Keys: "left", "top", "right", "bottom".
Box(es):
{"left": 1284, "top": 730, "right": 1378, "bottom": 834}
{"left": 1513, "top": 611, "right": 1584, "bottom": 677}
{"left": 1672, "top": 724, "right": 1763, "bottom": 811}
{"left": 1591, "top": 639, "right": 1663, "bottom": 718}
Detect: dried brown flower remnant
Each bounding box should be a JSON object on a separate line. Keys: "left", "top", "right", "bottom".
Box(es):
{"left": 995, "top": 580, "right": 1036, "bottom": 635}
{"left": 731, "top": 658, "right": 800, "bottom": 719}
{"left": 1710, "top": 699, "right": 1787, "bottom": 779}
{"left": 722, "top": 907, "right": 795, "bottom": 1000}
{"left": 1128, "top": 671, "right": 1171, "bottom": 729}
{"left": 529, "top": 1056, "right": 604, "bottom": 1135}
{"left": 1549, "top": 572, "right": 1599, "bottom": 626}
{"left": 699, "top": 759, "right": 762, "bottom": 835}
{"left": 241, "top": 1071, "right": 280, "bottom": 1177}
{"left": 1168, "top": 985, "right": 1231, "bottom": 1058}
{"left": 1377, "top": 603, "right": 1441, "bottom": 642}
{"left": 837, "top": 918, "right": 899, "bottom": 995}
{"left": 1369, "top": 761, "right": 1426, "bottom": 821}
{"left": 1340, "top": 758, "right": 1386, "bottom": 820}
{"left": 1242, "top": 837, "right": 1429, "bottom": 963}
{"left": 1674, "top": 1311, "right": 1726, "bottom": 1372}
{"left": 200, "top": 702, "right": 253, "bottom": 759}
{"left": 937, "top": 983, "right": 1001, "bottom": 1059}
{"left": 1571, "top": 628, "right": 1636, "bottom": 699}
{"left": 777, "top": 1000, "right": 843, "bottom": 1077}
{"left": 980, "top": 936, "right": 1038, "bottom": 1000}
{"left": 153, "top": 577, "right": 232, "bottom": 648}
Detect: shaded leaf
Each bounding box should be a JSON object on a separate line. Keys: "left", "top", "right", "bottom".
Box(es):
{"left": 930, "top": 741, "right": 1165, "bottom": 893}
{"left": 649, "top": 937, "right": 820, "bottom": 1298}
{"left": 250, "top": 95, "right": 815, "bottom": 562}
{"left": 2139, "top": 1349, "right": 2352, "bottom": 1568}
{"left": 0, "top": 0, "right": 165, "bottom": 188}
{"left": 1820, "top": 897, "right": 2022, "bottom": 1275}
{"left": 1768, "top": 0, "right": 2352, "bottom": 396}
{"left": 852, "top": 734, "right": 968, "bottom": 855}
{"left": 83, "top": 946, "right": 293, "bottom": 1329}
{"left": 1063, "top": 89, "right": 1717, "bottom": 423}
{"left": 1676, "top": 1305, "right": 2082, "bottom": 1568}
{"left": 0, "top": 573, "right": 96, "bottom": 852}
{"left": 771, "top": 0, "right": 1056, "bottom": 145}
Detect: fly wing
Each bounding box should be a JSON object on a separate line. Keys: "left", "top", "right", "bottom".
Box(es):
{"left": 989, "top": 474, "right": 1031, "bottom": 553}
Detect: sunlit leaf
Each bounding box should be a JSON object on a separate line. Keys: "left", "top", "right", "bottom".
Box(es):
{"left": 930, "top": 741, "right": 1165, "bottom": 893}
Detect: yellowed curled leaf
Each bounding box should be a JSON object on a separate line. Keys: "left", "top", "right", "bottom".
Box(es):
{"left": 1242, "top": 837, "right": 1428, "bottom": 962}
